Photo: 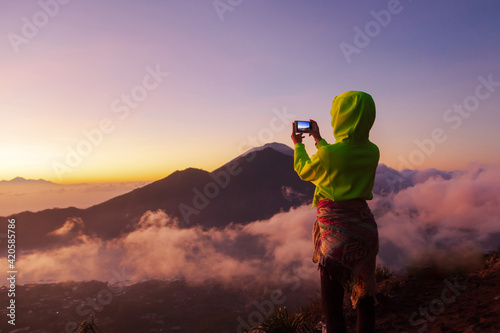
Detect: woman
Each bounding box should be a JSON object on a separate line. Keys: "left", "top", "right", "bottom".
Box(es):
{"left": 291, "top": 91, "right": 380, "bottom": 333}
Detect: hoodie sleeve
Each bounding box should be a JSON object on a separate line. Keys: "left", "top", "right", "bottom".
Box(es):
{"left": 294, "top": 142, "right": 327, "bottom": 182}
{"left": 315, "top": 139, "right": 328, "bottom": 149}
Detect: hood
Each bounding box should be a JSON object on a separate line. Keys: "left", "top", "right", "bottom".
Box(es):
{"left": 331, "top": 91, "right": 376, "bottom": 143}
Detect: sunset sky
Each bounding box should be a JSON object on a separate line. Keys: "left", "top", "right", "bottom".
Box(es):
{"left": 1, "top": 0, "right": 499, "bottom": 183}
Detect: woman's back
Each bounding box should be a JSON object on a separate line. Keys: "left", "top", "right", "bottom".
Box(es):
{"left": 294, "top": 91, "right": 380, "bottom": 205}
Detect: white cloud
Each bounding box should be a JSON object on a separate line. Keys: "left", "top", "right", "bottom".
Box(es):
{"left": 48, "top": 217, "right": 84, "bottom": 236}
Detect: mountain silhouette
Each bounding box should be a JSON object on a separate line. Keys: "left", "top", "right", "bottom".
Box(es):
{"left": 2, "top": 143, "right": 315, "bottom": 252}
{"left": 0, "top": 176, "right": 56, "bottom": 185}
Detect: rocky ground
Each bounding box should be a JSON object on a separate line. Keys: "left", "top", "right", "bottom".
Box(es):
{"left": 251, "top": 254, "right": 500, "bottom": 333}
{"left": 354, "top": 255, "right": 500, "bottom": 333}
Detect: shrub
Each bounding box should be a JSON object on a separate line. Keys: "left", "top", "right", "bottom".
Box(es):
{"left": 375, "top": 266, "right": 394, "bottom": 282}
{"left": 73, "top": 314, "right": 102, "bottom": 333}
{"left": 254, "top": 307, "right": 316, "bottom": 333}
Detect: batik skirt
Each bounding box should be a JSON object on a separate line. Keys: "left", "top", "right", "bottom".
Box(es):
{"left": 313, "top": 198, "right": 379, "bottom": 308}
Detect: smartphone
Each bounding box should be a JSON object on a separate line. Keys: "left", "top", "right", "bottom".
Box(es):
{"left": 294, "top": 120, "right": 314, "bottom": 133}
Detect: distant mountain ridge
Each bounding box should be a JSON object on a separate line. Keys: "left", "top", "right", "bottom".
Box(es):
{"left": 0, "top": 177, "right": 56, "bottom": 185}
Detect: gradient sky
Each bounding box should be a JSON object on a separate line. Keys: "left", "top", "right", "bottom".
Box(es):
{"left": 1, "top": 0, "right": 499, "bottom": 183}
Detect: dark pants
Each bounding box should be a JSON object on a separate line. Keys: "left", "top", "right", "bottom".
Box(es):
{"left": 320, "top": 266, "right": 375, "bottom": 333}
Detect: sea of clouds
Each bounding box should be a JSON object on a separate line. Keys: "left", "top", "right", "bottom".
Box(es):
{"left": 9, "top": 164, "right": 500, "bottom": 286}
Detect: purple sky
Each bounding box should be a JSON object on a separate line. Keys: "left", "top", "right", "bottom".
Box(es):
{"left": 1, "top": 0, "right": 499, "bottom": 182}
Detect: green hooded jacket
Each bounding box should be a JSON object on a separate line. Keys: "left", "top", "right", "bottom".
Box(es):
{"left": 294, "top": 91, "right": 380, "bottom": 206}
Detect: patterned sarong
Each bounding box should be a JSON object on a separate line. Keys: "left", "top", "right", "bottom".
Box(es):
{"left": 313, "top": 198, "right": 379, "bottom": 308}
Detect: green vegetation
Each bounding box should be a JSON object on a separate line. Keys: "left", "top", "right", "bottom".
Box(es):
{"left": 254, "top": 307, "right": 317, "bottom": 333}
{"left": 74, "top": 315, "right": 102, "bottom": 333}
{"left": 375, "top": 265, "right": 394, "bottom": 282}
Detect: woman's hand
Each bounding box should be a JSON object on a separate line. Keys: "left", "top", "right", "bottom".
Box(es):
{"left": 308, "top": 119, "right": 322, "bottom": 142}
{"left": 291, "top": 123, "right": 304, "bottom": 144}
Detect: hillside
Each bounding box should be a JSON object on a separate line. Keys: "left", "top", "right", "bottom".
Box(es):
{"left": 365, "top": 254, "right": 500, "bottom": 332}
{"left": 283, "top": 254, "right": 500, "bottom": 333}
{"left": 1, "top": 254, "right": 498, "bottom": 332}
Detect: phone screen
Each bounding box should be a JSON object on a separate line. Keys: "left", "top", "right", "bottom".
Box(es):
{"left": 296, "top": 121, "right": 312, "bottom": 132}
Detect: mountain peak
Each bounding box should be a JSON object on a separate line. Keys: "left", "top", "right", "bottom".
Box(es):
{"left": 242, "top": 142, "right": 293, "bottom": 157}
{"left": 11, "top": 177, "right": 27, "bottom": 182}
